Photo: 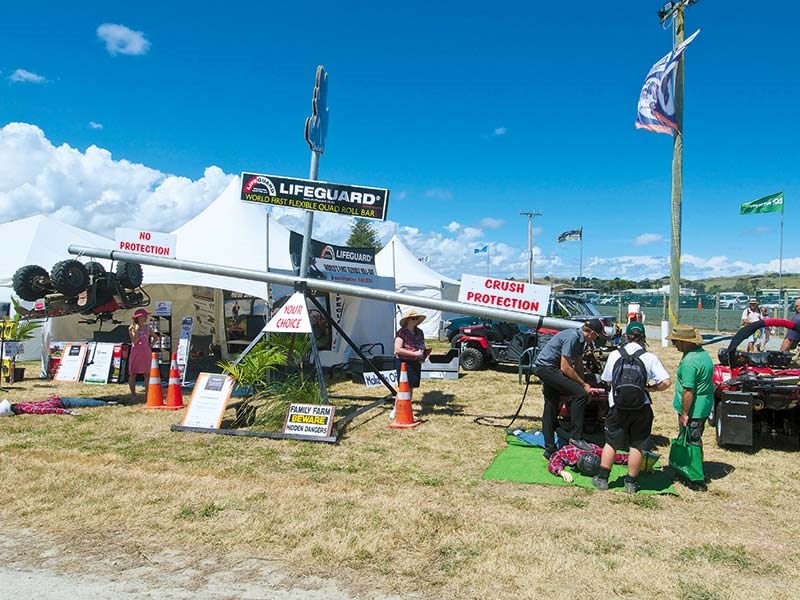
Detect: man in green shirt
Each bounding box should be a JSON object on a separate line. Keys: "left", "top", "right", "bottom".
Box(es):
{"left": 667, "top": 325, "right": 714, "bottom": 484}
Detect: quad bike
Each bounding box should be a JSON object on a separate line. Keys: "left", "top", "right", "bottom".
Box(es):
{"left": 710, "top": 317, "right": 800, "bottom": 448}
{"left": 12, "top": 259, "right": 149, "bottom": 324}
{"left": 451, "top": 321, "right": 548, "bottom": 371}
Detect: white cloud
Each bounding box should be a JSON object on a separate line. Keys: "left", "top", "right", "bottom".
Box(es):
{"left": 97, "top": 23, "right": 150, "bottom": 56}
{"left": 424, "top": 187, "right": 453, "bottom": 201}
{"left": 494, "top": 127, "right": 507, "bottom": 136}
{"left": 5, "top": 122, "right": 799, "bottom": 284}
{"left": 0, "top": 122, "right": 232, "bottom": 233}
{"left": 88, "top": 121, "right": 104, "bottom": 130}
{"left": 480, "top": 217, "right": 505, "bottom": 229}
{"left": 633, "top": 233, "right": 663, "bottom": 246}
{"left": 9, "top": 69, "right": 46, "bottom": 83}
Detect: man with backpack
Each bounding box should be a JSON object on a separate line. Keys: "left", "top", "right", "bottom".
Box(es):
{"left": 592, "top": 321, "right": 671, "bottom": 493}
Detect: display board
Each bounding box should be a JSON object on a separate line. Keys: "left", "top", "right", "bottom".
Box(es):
{"left": 180, "top": 373, "right": 234, "bottom": 429}
{"left": 83, "top": 342, "right": 116, "bottom": 384}
{"left": 176, "top": 316, "right": 194, "bottom": 383}
{"left": 54, "top": 343, "right": 88, "bottom": 383}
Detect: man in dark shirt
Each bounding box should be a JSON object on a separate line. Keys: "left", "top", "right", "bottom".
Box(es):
{"left": 532, "top": 319, "right": 606, "bottom": 457}
{"left": 781, "top": 299, "right": 800, "bottom": 351}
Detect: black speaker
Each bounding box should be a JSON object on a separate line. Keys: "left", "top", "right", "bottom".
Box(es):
{"left": 717, "top": 391, "right": 754, "bottom": 446}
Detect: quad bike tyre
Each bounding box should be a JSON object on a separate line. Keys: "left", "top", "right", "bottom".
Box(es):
{"left": 115, "top": 261, "right": 143, "bottom": 289}
{"left": 51, "top": 260, "right": 90, "bottom": 297}
{"left": 12, "top": 264, "right": 52, "bottom": 301}
{"left": 85, "top": 261, "right": 106, "bottom": 277}
{"left": 460, "top": 347, "right": 486, "bottom": 371}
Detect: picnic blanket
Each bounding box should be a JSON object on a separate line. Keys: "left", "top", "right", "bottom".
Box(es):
{"left": 482, "top": 434, "right": 678, "bottom": 495}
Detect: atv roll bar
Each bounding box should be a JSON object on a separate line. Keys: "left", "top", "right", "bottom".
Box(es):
{"left": 68, "top": 245, "right": 583, "bottom": 331}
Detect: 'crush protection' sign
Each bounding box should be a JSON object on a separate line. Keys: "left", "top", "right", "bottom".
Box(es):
{"left": 241, "top": 172, "right": 390, "bottom": 221}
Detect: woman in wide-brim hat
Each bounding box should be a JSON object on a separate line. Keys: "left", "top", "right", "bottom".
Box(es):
{"left": 128, "top": 308, "right": 158, "bottom": 403}
{"left": 394, "top": 309, "right": 427, "bottom": 389}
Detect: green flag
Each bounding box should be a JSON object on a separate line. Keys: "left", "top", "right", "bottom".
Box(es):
{"left": 740, "top": 192, "right": 784, "bottom": 215}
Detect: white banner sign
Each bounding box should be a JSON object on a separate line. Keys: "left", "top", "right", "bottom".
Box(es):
{"left": 153, "top": 300, "right": 173, "bottom": 317}
{"left": 263, "top": 292, "right": 312, "bottom": 333}
{"left": 115, "top": 227, "right": 177, "bottom": 259}
{"left": 458, "top": 275, "right": 550, "bottom": 316}
{"left": 363, "top": 369, "right": 398, "bottom": 388}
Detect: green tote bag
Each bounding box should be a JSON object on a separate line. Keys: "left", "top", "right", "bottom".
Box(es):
{"left": 669, "top": 426, "right": 705, "bottom": 482}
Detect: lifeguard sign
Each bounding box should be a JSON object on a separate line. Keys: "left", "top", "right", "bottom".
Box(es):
{"left": 458, "top": 274, "right": 550, "bottom": 316}
{"left": 114, "top": 227, "right": 177, "bottom": 259}
{"left": 263, "top": 292, "right": 312, "bottom": 333}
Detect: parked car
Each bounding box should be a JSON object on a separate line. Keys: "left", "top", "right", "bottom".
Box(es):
{"left": 439, "top": 294, "right": 617, "bottom": 343}
{"left": 718, "top": 292, "right": 750, "bottom": 310}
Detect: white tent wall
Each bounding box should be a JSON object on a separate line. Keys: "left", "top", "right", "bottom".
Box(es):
{"left": 375, "top": 235, "right": 460, "bottom": 339}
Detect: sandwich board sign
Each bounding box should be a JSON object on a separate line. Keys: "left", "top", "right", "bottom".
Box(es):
{"left": 263, "top": 292, "right": 312, "bottom": 333}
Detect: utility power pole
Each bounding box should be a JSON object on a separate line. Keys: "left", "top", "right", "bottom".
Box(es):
{"left": 658, "top": 0, "right": 697, "bottom": 326}
{"left": 520, "top": 211, "right": 542, "bottom": 283}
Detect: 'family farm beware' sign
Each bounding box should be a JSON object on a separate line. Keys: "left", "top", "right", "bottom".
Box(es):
{"left": 240, "top": 172, "right": 390, "bottom": 221}
{"left": 458, "top": 275, "right": 551, "bottom": 316}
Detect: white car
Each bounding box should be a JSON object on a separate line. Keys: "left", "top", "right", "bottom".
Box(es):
{"left": 718, "top": 293, "right": 750, "bottom": 310}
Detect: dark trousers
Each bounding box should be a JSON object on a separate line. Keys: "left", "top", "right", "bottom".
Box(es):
{"left": 534, "top": 366, "right": 588, "bottom": 452}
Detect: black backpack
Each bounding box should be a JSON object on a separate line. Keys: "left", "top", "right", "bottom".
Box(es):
{"left": 611, "top": 346, "right": 648, "bottom": 411}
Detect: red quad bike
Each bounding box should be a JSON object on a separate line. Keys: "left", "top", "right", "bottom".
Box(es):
{"left": 556, "top": 345, "right": 610, "bottom": 433}
{"left": 452, "top": 321, "right": 553, "bottom": 371}
{"left": 12, "top": 259, "right": 149, "bottom": 323}
{"left": 711, "top": 317, "right": 800, "bottom": 448}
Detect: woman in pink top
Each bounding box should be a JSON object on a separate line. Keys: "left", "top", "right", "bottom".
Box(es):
{"left": 128, "top": 308, "right": 157, "bottom": 402}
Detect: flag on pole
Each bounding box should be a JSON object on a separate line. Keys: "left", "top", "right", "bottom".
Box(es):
{"left": 474, "top": 245, "right": 488, "bottom": 254}
{"left": 740, "top": 192, "right": 784, "bottom": 215}
{"left": 635, "top": 29, "right": 700, "bottom": 135}
{"left": 557, "top": 228, "right": 582, "bottom": 243}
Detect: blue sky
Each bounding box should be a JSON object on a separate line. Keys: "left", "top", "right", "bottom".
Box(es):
{"left": 1, "top": 0, "right": 798, "bottom": 282}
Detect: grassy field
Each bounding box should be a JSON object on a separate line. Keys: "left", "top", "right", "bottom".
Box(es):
{"left": 2, "top": 342, "right": 800, "bottom": 599}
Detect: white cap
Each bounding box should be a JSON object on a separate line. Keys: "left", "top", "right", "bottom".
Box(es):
{"left": 0, "top": 399, "right": 13, "bottom": 417}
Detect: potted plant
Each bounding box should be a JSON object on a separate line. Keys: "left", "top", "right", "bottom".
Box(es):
{"left": 1, "top": 298, "right": 43, "bottom": 382}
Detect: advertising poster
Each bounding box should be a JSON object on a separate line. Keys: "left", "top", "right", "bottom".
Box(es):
{"left": 83, "top": 342, "right": 116, "bottom": 384}
{"left": 289, "top": 232, "right": 377, "bottom": 287}
{"left": 223, "top": 291, "right": 267, "bottom": 349}
{"left": 191, "top": 286, "right": 216, "bottom": 337}
{"left": 54, "top": 343, "right": 88, "bottom": 383}
{"left": 181, "top": 373, "right": 235, "bottom": 429}
{"left": 176, "top": 317, "right": 194, "bottom": 383}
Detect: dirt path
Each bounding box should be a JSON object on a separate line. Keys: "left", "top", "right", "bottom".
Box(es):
{"left": 0, "top": 527, "right": 403, "bottom": 600}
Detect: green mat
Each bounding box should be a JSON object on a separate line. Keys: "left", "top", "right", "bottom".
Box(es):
{"left": 482, "top": 435, "right": 678, "bottom": 495}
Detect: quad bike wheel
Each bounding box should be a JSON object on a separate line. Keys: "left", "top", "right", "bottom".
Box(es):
{"left": 85, "top": 261, "right": 106, "bottom": 277}
{"left": 51, "top": 260, "right": 90, "bottom": 297}
{"left": 12, "top": 264, "right": 52, "bottom": 301}
{"left": 115, "top": 261, "right": 143, "bottom": 289}
{"left": 460, "top": 347, "right": 486, "bottom": 371}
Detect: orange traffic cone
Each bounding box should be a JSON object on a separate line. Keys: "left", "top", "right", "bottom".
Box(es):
{"left": 144, "top": 352, "right": 164, "bottom": 409}
{"left": 161, "top": 353, "right": 185, "bottom": 410}
{"left": 697, "top": 298, "right": 703, "bottom": 310}
{"left": 390, "top": 362, "right": 421, "bottom": 429}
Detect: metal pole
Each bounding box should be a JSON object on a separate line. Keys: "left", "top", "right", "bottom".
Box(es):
{"left": 579, "top": 228, "right": 583, "bottom": 287}
{"left": 68, "top": 245, "right": 585, "bottom": 332}
{"left": 520, "top": 211, "right": 542, "bottom": 282}
{"left": 298, "top": 152, "right": 320, "bottom": 278}
{"left": 714, "top": 292, "right": 720, "bottom": 332}
{"left": 668, "top": 6, "right": 685, "bottom": 326}
{"left": 779, "top": 203, "right": 784, "bottom": 301}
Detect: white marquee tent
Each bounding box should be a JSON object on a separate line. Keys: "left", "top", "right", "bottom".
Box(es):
{"left": 375, "top": 235, "right": 460, "bottom": 338}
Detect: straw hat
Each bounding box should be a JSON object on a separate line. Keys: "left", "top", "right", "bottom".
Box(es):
{"left": 666, "top": 324, "right": 703, "bottom": 345}
{"left": 399, "top": 310, "right": 427, "bottom": 328}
